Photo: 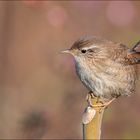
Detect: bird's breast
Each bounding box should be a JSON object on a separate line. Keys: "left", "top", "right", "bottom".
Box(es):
{"left": 75, "top": 59, "right": 103, "bottom": 96}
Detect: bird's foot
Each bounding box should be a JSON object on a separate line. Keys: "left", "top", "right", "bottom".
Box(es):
{"left": 100, "top": 98, "right": 115, "bottom": 108}
{"left": 86, "top": 91, "right": 96, "bottom": 107}
{"left": 93, "top": 98, "right": 115, "bottom": 109}
{"left": 86, "top": 92, "right": 115, "bottom": 109}
{"left": 89, "top": 91, "right": 95, "bottom": 99}
{"left": 86, "top": 92, "right": 93, "bottom": 107}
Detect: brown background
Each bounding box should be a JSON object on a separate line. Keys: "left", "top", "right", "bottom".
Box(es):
{"left": 0, "top": 1, "right": 140, "bottom": 139}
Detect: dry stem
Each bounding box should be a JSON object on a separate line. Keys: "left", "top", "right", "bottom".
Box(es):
{"left": 82, "top": 97, "right": 107, "bottom": 140}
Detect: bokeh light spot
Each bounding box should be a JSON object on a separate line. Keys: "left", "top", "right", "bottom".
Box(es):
{"left": 47, "top": 6, "right": 68, "bottom": 28}
{"left": 107, "top": 1, "right": 135, "bottom": 26}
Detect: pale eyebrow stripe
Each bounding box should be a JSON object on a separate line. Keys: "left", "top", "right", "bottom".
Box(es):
{"left": 82, "top": 45, "right": 97, "bottom": 50}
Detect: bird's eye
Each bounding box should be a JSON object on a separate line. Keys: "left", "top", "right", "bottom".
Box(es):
{"left": 81, "top": 49, "right": 86, "bottom": 53}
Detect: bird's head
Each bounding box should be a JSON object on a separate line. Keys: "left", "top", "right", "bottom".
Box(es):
{"left": 62, "top": 36, "right": 115, "bottom": 62}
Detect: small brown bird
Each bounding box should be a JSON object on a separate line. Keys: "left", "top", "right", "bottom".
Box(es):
{"left": 62, "top": 36, "right": 140, "bottom": 106}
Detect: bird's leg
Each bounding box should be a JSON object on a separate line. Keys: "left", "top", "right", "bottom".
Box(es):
{"left": 95, "top": 98, "right": 116, "bottom": 108}
{"left": 86, "top": 91, "right": 97, "bottom": 107}
{"left": 86, "top": 91, "right": 115, "bottom": 108}
{"left": 89, "top": 91, "right": 95, "bottom": 99}
{"left": 96, "top": 96, "right": 100, "bottom": 103}
{"left": 86, "top": 92, "right": 94, "bottom": 107}
{"left": 102, "top": 98, "right": 116, "bottom": 108}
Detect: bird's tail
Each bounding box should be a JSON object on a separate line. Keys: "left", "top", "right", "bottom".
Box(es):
{"left": 127, "top": 41, "right": 140, "bottom": 64}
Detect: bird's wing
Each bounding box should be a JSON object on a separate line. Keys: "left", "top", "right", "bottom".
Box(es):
{"left": 127, "top": 41, "right": 140, "bottom": 64}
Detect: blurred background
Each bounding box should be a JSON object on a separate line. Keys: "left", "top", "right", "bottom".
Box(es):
{"left": 0, "top": 1, "right": 140, "bottom": 139}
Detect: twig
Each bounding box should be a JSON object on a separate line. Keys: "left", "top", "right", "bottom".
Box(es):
{"left": 82, "top": 97, "right": 108, "bottom": 140}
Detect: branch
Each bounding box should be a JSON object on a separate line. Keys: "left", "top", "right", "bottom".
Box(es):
{"left": 82, "top": 97, "right": 109, "bottom": 140}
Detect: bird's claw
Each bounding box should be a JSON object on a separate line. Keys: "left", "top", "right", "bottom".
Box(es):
{"left": 86, "top": 91, "right": 96, "bottom": 107}
{"left": 86, "top": 92, "right": 115, "bottom": 109}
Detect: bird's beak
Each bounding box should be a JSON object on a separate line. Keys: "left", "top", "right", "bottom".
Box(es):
{"left": 61, "top": 49, "right": 73, "bottom": 55}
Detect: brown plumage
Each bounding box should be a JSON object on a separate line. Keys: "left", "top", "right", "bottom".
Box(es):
{"left": 63, "top": 36, "right": 140, "bottom": 101}
{"left": 127, "top": 40, "right": 140, "bottom": 64}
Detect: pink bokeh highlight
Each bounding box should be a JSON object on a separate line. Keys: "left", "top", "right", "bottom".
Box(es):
{"left": 47, "top": 6, "right": 68, "bottom": 28}
{"left": 107, "top": 1, "right": 135, "bottom": 26}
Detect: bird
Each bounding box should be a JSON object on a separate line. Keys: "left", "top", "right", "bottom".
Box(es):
{"left": 62, "top": 36, "right": 140, "bottom": 107}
